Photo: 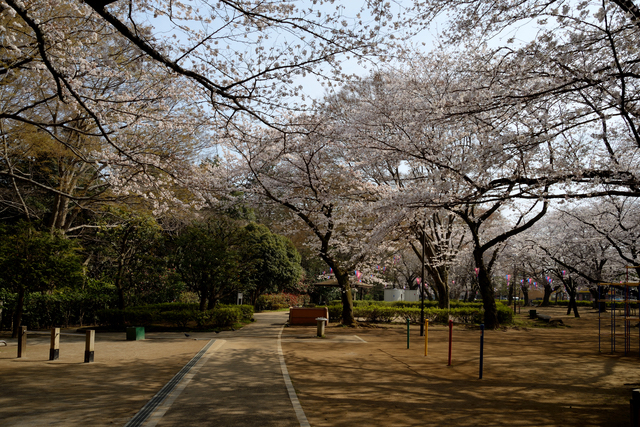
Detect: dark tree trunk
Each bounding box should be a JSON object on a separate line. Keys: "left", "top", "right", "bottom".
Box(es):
{"left": 430, "top": 269, "right": 449, "bottom": 309}
{"left": 568, "top": 293, "right": 580, "bottom": 317}
{"left": 507, "top": 280, "right": 514, "bottom": 305}
{"left": 541, "top": 284, "right": 553, "bottom": 306}
{"left": 199, "top": 285, "right": 209, "bottom": 312}
{"left": 521, "top": 285, "right": 529, "bottom": 306}
{"left": 478, "top": 274, "right": 499, "bottom": 329}
{"left": 335, "top": 270, "right": 355, "bottom": 326}
{"left": 12, "top": 287, "right": 25, "bottom": 338}
{"left": 207, "top": 292, "right": 217, "bottom": 310}
{"left": 475, "top": 252, "right": 499, "bottom": 329}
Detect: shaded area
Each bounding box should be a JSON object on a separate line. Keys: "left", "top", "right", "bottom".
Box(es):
{"left": 283, "top": 307, "right": 635, "bottom": 427}
{"left": 0, "top": 337, "right": 206, "bottom": 426}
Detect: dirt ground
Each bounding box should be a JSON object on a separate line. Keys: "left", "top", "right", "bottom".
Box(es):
{"left": 281, "top": 306, "right": 640, "bottom": 427}
{"left": 0, "top": 331, "right": 207, "bottom": 426}
{"left": 0, "top": 306, "right": 638, "bottom": 426}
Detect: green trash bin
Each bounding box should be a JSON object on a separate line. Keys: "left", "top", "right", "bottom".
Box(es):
{"left": 529, "top": 309, "right": 537, "bottom": 319}
{"left": 126, "top": 326, "right": 145, "bottom": 341}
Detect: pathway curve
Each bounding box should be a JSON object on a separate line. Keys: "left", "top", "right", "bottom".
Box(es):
{"left": 128, "top": 311, "right": 306, "bottom": 427}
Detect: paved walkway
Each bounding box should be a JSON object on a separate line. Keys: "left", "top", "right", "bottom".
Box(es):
{"left": 125, "top": 312, "right": 307, "bottom": 427}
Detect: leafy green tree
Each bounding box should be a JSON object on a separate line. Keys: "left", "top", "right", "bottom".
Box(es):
{"left": 238, "top": 223, "right": 303, "bottom": 306}
{"left": 92, "top": 209, "right": 165, "bottom": 310}
{"left": 174, "top": 217, "right": 242, "bottom": 311}
{"left": 174, "top": 218, "right": 303, "bottom": 310}
{"left": 0, "top": 223, "right": 84, "bottom": 337}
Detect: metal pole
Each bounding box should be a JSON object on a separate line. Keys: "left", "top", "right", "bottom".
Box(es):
{"left": 479, "top": 324, "right": 484, "bottom": 379}
{"left": 424, "top": 319, "right": 429, "bottom": 356}
{"left": 420, "top": 225, "right": 425, "bottom": 337}
{"left": 17, "top": 326, "right": 27, "bottom": 358}
{"left": 406, "top": 318, "right": 410, "bottom": 349}
{"left": 448, "top": 319, "right": 453, "bottom": 366}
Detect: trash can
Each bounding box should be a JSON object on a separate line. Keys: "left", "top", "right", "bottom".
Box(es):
{"left": 126, "top": 326, "right": 145, "bottom": 341}
{"left": 316, "top": 317, "right": 328, "bottom": 337}
{"left": 529, "top": 309, "right": 537, "bottom": 319}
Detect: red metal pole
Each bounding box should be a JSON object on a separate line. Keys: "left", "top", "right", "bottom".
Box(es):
{"left": 448, "top": 319, "right": 453, "bottom": 366}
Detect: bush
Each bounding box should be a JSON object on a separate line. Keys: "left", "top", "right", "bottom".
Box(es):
{"left": 162, "top": 310, "right": 194, "bottom": 328}
{"left": 325, "top": 301, "right": 512, "bottom": 325}
{"left": 97, "top": 303, "right": 252, "bottom": 329}
{"left": 255, "top": 293, "right": 310, "bottom": 311}
{"left": 496, "top": 305, "right": 514, "bottom": 324}
{"left": 208, "top": 307, "right": 241, "bottom": 327}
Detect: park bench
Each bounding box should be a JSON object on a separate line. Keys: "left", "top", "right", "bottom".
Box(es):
{"left": 289, "top": 307, "right": 329, "bottom": 326}
{"left": 0, "top": 340, "right": 6, "bottom": 346}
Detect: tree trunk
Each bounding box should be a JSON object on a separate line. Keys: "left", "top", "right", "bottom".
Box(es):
{"left": 478, "top": 274, "right": 499, "bottom": 329}
{"left": 12, "top": 287, "right": 25, "bottom": 338}
{"left": 430, "top": 269, "right": 450, "bottom": 309}
{"left": 541, "top": 284, "right": 553, "bottom": 306}
{"left": 199, "top": 285, "right": 209, "bottom": 312}
{"left": 568, "top": 293, "right": 580, "bottom": 317}
{"left": 207, "top": 291, "right": 217, "bottom": 310}
{"left": 474, "top": 253, "right": 499, "bottom": 329}
{"left": 507, "top": 279, "right": 514, "bottom": 305}
{"left": 522, "top": 285, "right": 529, "bottom": 306}
{"left": 336, "top": 271, "right": 356, "bottom": 326}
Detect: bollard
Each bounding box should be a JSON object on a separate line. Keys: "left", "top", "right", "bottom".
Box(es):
{"left": 84, "top": 330, "right": 95, "bottom": 363}
{"left": 479, "top": 324, "right": 485, "bottom": 379}
{"left": 448, "top": 319, "right": 453, "bottom": 366}
{"left": 632, "top": 389, "right": 640, "bottom": 427}
{"left": 50, "top": 328, "right": 60, "bottom": 361}
{"left": 316, "top": 317, "right": 327, "bottom": 337}
{"left": 424, "top": 319, "right": 429, "bottom": 356}
{"left": 406, "top": 318, "right": 410, "bottom": 349}
{"left": 17, "top": 326, "right": 27, "bottom": 358}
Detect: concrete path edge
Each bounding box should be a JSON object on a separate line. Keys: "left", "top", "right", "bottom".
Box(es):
{"left": 277, "top": 325, "right": 310, "bottom": 427}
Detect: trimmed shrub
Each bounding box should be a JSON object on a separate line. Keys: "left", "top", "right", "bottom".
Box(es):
{"left": 255, "top": 293, "right": 310, "bottom": 311}
{"left": 97, "top": 303, "right": 252, "bottom": 329}
{"left": 325, "top": 301, "right": 512, "bottom": 325}
{"left": 162, "top": 310, "right": 194, "bottom": 328}
{"left": 208, "top": 307, "right": 241, "bottom": 327}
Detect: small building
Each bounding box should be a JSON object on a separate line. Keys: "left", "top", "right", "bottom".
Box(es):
{"left": 384, "top": 288, "right": 404, "bottom": 302}
{"left": 576, "top": 290, "right": 593, "bottom": 301}
{"left": 404, "top": 289, "right": 420, "bottom": 302}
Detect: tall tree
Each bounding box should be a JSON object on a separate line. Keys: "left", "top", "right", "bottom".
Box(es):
{"left": 0, "top": 223, "right": 84, "bottom": 337}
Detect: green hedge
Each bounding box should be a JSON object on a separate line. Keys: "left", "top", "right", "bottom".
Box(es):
{"left": 98, "top": 303, "right": 254, "bottom": 329}
{"left": 255, "top": 293, "right": 311, "bottom": 311}
{"left": 0, "top": 283, "right": 116, "bottom": 331}
{"left": 327, "top": 302, "right": 513, "bottom": 325}
{"left": 330, "top": 300, "right": 486, "bottom": 309}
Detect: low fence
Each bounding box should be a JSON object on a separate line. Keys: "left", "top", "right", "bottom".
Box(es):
{"left": 17, "top": 326, "right": 95, "bottom": 363}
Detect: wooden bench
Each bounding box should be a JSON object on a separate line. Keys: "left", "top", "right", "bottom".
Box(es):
{"left": 289, "top": 307, "right": 329, "bottom": 326}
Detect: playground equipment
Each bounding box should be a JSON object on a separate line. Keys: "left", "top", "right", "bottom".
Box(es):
{"left": 598, "top": 266, "right": 640, "bottom": 356}
{"left": 17, "top": 326, "right": 95, "bottom": 362}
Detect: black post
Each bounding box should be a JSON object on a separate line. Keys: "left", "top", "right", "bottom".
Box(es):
{"left": 479, "top": 324, "right": 484, "bottom": 380}
{"left": 420, "top": 226, "right": 425, "bottom": 337}
{"left": 631, "top": 389, "right": 640, "bottom": 427}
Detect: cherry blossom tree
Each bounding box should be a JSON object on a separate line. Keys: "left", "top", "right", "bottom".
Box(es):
{"left": 404, "top": 0, "right": 640, "bottom": 199}
{"left": 226, "top": 120, "right": 400, "bottom": 325}
{"left": 321, "top": 58, "right": 556, "bottom": 328}
{"left": 0, "top": 0, "right": 213, "bottom": 225}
